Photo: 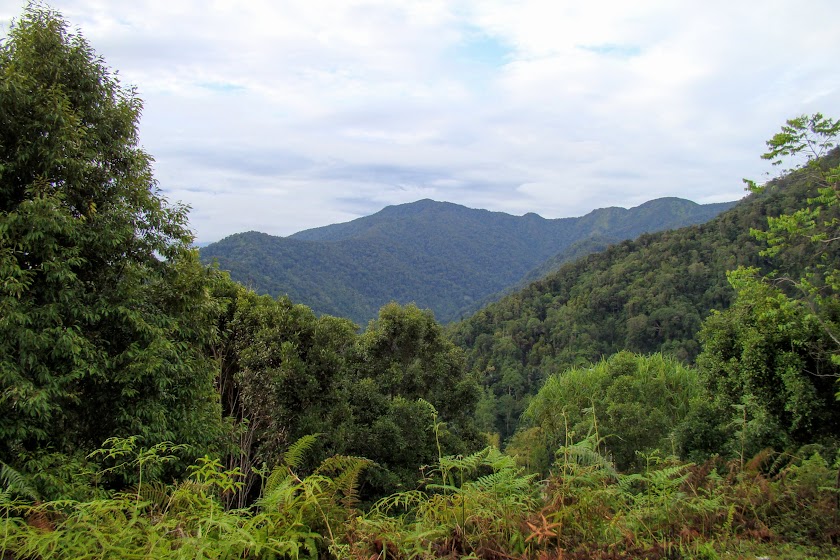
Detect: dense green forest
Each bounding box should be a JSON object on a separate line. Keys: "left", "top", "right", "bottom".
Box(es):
{"left": 1, "top": 5, "right": 839, "bottom": 559}
{"left": 200, "top": 197, "right": 734, "bottom": 325}
{"left": 450, "top": 154, "right": 840, "bottom": 440}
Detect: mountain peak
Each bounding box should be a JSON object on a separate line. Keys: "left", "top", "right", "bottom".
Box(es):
{"left": 201, "top": 196, "right": 737, "bottom": 324}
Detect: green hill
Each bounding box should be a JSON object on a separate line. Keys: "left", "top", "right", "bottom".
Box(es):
{"left": 448, "top": 153, "right": 840, "bottom": 439}
{"left": 200, "top": 197, "right": 735, "bottom": 324}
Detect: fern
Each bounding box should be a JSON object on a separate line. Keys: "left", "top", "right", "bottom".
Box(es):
{"left": 315, "top": 454, "right": 372, "bottom": 509}
{"left": 0, "top": 462, "right": 37, "bottom": 502}
{"left": 258, "top": 470, "right": 300, "bottom": 513}
{"left": 473, "top": 469, "right": 534, "bottom": 497}
{"left": 167, "top": 479, "right": 213, "bottom": 515}
{"left": 127, "top": 480, "right": 170, "bottom": 513}
{"left": 556, "top": 434, "right": 619, "bottom": 480}
{"left": 283, "top": 434, "right": 321, "bottom": 471}
{"left": 370, "top": 489, "right": 429, "bottom": 515}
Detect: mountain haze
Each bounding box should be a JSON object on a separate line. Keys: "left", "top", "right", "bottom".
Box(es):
{"left": 200, "top": 197, "right": 736, "bottom": 324}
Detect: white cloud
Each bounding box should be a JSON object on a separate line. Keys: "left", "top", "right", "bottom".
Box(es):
{"left": 2, "top": 0, "right": 839, "bottom": 242}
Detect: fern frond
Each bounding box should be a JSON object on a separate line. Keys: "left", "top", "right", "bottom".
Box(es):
{"left": 166, "top": 479, "right": 216, "bottom": 515}
{"left": 647, "top": 464, "right": 690, "bottom": 489}
{"left": 439, "top": 448, "right": 488, "bottom": 474}
{"left": 262, "top": 464, "right": 291, "bottom": 499}
{"left": 370, "top": 489, "right": 428, "bottom": 515}
{"left": 0, "top": 462, "right": 37, "bottom": 501}
{"left": 481, "top": 447, "right": 517, "bottom": 471}
{"left": 425, "top": 483, "right": 462, "bottom": 494}
{"left": 129, "top": 480, "right": 171, "bottom": 512}
{"left": 617, "top": 472, "right": 643, "bottom": 493}
{"left": 258, "top": 471, "right": 299, "bottom": 512}
{"left": 282, "top": 434, "right": 321, "bottom": 470}
{"left": 472, "top": 469, "right": 534, "bottom": 495}
{"left": 315, "top": 455, "right": 371, "bottom": 480}
{"left": 316, "top": 455, "right": 372, "bottom": 508}
{"left": 557, "top": 441, "right": 618, "bottom": 479}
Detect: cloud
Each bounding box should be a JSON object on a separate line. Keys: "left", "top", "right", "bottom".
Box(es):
{"left": 2, "top": 0, "right": 839, "bottom": 243}
{"left": 578, "top": 44, "right": 643, "bottom": 58}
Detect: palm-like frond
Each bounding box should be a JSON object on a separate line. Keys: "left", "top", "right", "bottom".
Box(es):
{"left": 315, "top": 454, "right": 372, "bottom": 508}
{"left": 0, "top": 462, "right": 37, "bottom": 501}
{"left": 282, "top": 434, "right": 321, "bottom": 470}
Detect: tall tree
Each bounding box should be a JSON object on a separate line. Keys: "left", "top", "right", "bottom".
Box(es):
{"left": 696, "top": 115, "right": 840, "bottom": 455}
{"left": 213, "top": 298, "right": 482, "bottom": 503}
{"left": 213, "top": 285, "right": 358, "bottom": 506}
{"left": 0, "top": 5, "right": 223, "bottom": 475}
{"left": 746, "top": 114, "right": 840, "bottom": 361}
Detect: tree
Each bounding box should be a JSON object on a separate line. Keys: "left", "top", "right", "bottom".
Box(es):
{"left": 745, "top": 113, "right": 840, "bottom": 362}
{"left": 344, "top": 302, "right": 482, "bottom": 496}
{"left": 353, "top": 302, "right": 480, "bottom": 431}
{"left": 212, "top": 299, "right": 482, "bottom": 503}
{"left": 0, "top": 5, "right": 223, "bottom": 480}
{"left": 694, "top": 114, "right": 840, "bottom": 456}
{"left": 518, "top": 352, "right": 702, "bottom": 474}
{"left": 213, "top": 285, "right": 357, "bottom": 506}
{"left": 697, "top": 270, "right": 839, "bottom": 451}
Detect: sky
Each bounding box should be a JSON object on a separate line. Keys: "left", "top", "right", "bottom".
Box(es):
{"left": 2, "top": 1, "right": 839, "bottom": 244}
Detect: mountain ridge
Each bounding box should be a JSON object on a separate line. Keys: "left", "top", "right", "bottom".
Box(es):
{"left": 200, "top": 196, "right": 737, "bottom": 324}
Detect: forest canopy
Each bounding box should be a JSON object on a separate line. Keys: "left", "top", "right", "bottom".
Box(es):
{"left": 0, "top": 4, "right": 225, "bottom": 472}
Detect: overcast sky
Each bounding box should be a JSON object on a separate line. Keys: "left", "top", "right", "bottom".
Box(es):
{"left": 2, "top": 1, "right": 839, "bottom": 243}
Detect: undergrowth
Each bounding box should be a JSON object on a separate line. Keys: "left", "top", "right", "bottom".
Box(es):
{"left": 1, "top": 431, "right": 837, "bottom": 559}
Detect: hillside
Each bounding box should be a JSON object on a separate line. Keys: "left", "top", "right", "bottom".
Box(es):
{"left": 6, "top": 8, "right": 839, "bottom": 558}
{"left": 200, "top": 197, "right": 735, "bottom": 324}
{"left": 449, "top": 152, "right": 840, "bottom": 439}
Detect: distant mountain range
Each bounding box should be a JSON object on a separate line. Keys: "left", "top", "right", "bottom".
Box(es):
{"left": 199, "top": 197, "right": 737, "bottom": 324}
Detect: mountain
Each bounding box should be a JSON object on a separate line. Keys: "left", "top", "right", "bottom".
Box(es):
{"left": 200, "top": 197, "right": 736, "bottom": 324}
{"left": 448, "top": 153, "right": 840, "bottom": 439}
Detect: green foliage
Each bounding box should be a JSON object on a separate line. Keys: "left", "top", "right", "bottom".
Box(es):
{"left": 0, "top": 438, "right": 371, "bottom": 560}
{"left": 1, "top": 437, "right": 838, "bottom": 559}
{"left": 755, "top": 449, "right": 839, "bottom": 543}
{"left": 89, "top": 437, "right": 191, "bottom": 503}
{"left": 200, "top": 198, "right": 734, "bottom": 325}
{"left": 0, "top": 4, "right": 224, "bottom": 483}
{"left": 354, "top": 446, "right": 537, "bottom": 558}
{"left": 450, "top": 147, "right": 839, "bottom": 441}
{"left": 542, "top": 437, "right": 670, "bottom": 551}
{"left": 213, "top": 291, "right": 482, "bottom": 505}
{"left": 211, "top": 281, "right": 358, "bottom": 506}
{"left": 338, "top": 303, "right": 483, "bottom": 498}
{"left": 696, "top": 272, "right": 840, "bottom": 456}
{"left": 0, "top": 462, "right": 37, "bottom": 502}
{"left": 4, "top": 5, "right": 838, "bottom": 557}
{"left": 518, "top": 352, "right": 702, "bottom": 473}
{"left": 354, "top": 303, "right": 480, "bottom": 433}
{"left": 750, "top": 114, "right": 840, "bottom": 364}
{"left": 256, "top": 440, "right": 373, "bottom": 557}
{"left": 694, "top": 115, "right": 840, "bottom": 460}
{"left": 754, "top": 114, "right": 840, "bottom": 363}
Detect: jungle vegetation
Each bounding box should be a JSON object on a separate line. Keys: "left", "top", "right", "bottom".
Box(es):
{"left": 1, "top": 5, "right": 838, "bottom": 559}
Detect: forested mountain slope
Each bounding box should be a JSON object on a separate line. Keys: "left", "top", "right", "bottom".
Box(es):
{"left": 200, "top": 197, "right": 734, "bottom": 324}
{"left": 6, "top": 6, "right": 839, "bottom": 558}
{"left": 449, "top": 154, "right": 840, "bottom": 438}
